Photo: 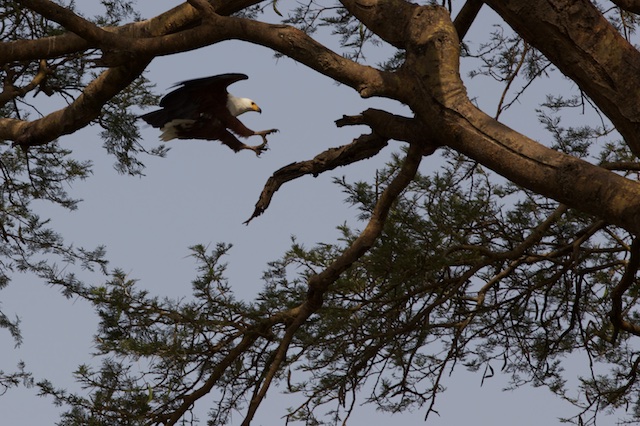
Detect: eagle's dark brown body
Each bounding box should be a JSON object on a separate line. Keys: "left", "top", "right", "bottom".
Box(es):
{"left": 139, "top": 73, "right": 277, "bottom": 155}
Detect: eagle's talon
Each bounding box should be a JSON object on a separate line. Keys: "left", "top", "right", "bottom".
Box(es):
{"left": 258, "top": 145, "right": 269, "bottom": 155}
{"left": 256, "top": 128, "right": 279, "bottom": 137}
{"left": 249, "top": 142, "right": 269, "bottom": 156}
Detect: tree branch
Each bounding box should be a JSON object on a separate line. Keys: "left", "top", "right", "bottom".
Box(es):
{"left": 0, "top": 0, "right": 264, "bottom": 64}
{"left": 1, "top": 58, "right": 151, "bottom": 147}
{"left": 335, "top": 108, "right": 430, "bottom": 147}
{"left": 197, "top": 13, "right": 397, "bottom": 99}
{"left": 601, "top": 161, "right": 640, "bottom": 171}
{"left": 453, "top": 0, "right": 484, "bottom": 40}
{"left": 362, "top": 4, "right": 640, "bottom": 236}
{"left": 245, "top": 108, "right": 437, "bottom": 224}
{"left": 610, "top": 0, "right": 640, "bottom": 14}
{"left": 244, "top": 132, "right": 389, "bottom": 224}
{"left": 339, "top": 0, "right": 418, "bottom": 49}
{"left": 17, "top": 0, "right": 132, "bottom": 49}
{"left": 0, "top": 59, "right": 49, "bottom": 106}
{"left": 610, "top": 238, "right": 640, "bottom": 341}
{"left": 483, "top": 0, "right": 640, "bottom": 157}
{"left": 306, "top": 142, "right": 423, "bottom": 301}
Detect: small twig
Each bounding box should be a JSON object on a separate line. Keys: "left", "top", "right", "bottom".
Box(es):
{"left": 495, "top": 41, "right": 529, "bottom": 120}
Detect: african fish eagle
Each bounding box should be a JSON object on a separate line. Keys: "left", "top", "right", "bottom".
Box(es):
{"left": 139, "top": 73, "right": 278, "bottom": 155}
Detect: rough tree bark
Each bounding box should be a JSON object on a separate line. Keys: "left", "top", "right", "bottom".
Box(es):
{"left": 4, "top": 0, "right": 640, "bottom": 231}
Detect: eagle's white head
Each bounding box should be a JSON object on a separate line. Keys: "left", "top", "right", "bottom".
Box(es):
{"left": 227, "top": 94, "right": 261, "bottom": 117}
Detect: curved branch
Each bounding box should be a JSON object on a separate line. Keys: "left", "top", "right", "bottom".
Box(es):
{"left": 245, "top": 109, "right": 437, "bottom": 224}
{"left": 0, "top": 0, "right": 264, "bottom": 64}
{"left": 244, "top": 133, "right": 389, "bottom": 224}
{"left": 199, "top": 13, "right": 397, "bottom": 99}
{"left": 0, "top": 58, "right": 151, "bottom": 147}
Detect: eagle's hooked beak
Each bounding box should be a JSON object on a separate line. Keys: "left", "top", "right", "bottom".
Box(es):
{"left": 251, "top": 102, "right": 262, "bottom": 114}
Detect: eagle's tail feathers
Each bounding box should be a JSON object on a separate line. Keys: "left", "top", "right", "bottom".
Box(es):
{"left": 160, "top": 119, "right": 197, "bottom": 141}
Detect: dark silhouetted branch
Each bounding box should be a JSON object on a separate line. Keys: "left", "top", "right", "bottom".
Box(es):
{"left": 244, "top": 133, "right": 389, "bottom": 224}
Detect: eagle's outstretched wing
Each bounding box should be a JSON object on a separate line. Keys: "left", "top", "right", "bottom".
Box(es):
{"left": 158, "top": 73, "right": 248, "bottom": 116}
{"left": 140, "top": 73, "right": 247, "bottom": 127}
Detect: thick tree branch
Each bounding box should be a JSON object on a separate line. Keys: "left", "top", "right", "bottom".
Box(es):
{"left": 0, "top": 1, "right": 276, "bottom": 147}
{"left": 345, "top": 4, "right": 640, "bottom": 236}
{"left": 610, "top": 0, "right": 640, "bottom": 14}
{"left": 483, "top": 0, "right": 640, "bottom": 156}
{"left": 453, "top": 0, "right": 484, "bottom": 40}
{"left": 194, "top": 12, "right": 397, "bottom": 99}
{"left": 602, "top": 161, "right": 640, "bottom": 171}
{"left": 340, "top": 2, "right": 640, "bottom": 233}
{"left": 1, "top": 58, "right": 151, "bottom": 147}
{"left": 0, "top": 0, "right": 264, "bottom": 64}
{"left": 4, "top": 0, "right": 398, "bottom": 149}
{"left": 434, "top": 98, "right": 640, "bottom": 235}
{"left": 3, "top": 0, "right": 404, "bottom": 152}
{"left": 339, "top": 0, "right": 417, "bottom": 49}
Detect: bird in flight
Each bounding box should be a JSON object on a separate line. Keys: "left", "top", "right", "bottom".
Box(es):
{"left": 139, "top": 73, "right": 278, "bottom": 155}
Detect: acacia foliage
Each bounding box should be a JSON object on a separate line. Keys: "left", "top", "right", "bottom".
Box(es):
{"left": 2, "top": 1, "right": 640, "bottom": 425}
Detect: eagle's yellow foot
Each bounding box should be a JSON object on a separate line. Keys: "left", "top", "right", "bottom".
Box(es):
{"left": 248, "top": 141, "right": 269, "bottom": 156}
{"left": 249, "top": 129, "right": 278, "bottom": 156}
